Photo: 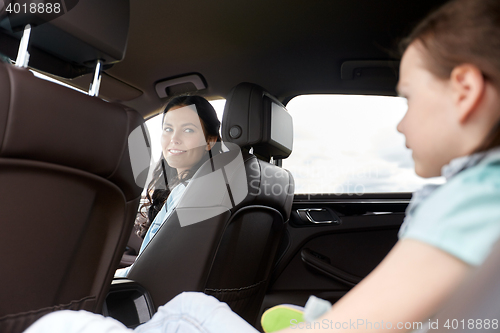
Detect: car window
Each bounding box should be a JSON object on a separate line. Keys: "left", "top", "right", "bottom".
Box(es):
{"left": 283, "top": 94, "right": 444, "bottom": 195}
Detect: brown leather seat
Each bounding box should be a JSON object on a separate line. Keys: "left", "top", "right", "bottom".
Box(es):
{"left": 0, "top": 63, "right": 147, "bottom": 332}
{"left": 126, "top": 83, "right": 294, "bottom": 326}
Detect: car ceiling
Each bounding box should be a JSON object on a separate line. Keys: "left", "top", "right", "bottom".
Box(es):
{"left": 2, "top": 0, "right": 449, "bottom": 117}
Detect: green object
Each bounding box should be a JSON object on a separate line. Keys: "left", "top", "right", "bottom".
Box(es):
{"left": 261, "top": 305, "right": 305, "bottom": 332}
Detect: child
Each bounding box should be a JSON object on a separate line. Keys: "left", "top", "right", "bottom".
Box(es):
{"left": 25, "top": 0, "right": 500, "bottom": 332}
{"left": 273, "top": 0, "right": 500, "bottom": 331}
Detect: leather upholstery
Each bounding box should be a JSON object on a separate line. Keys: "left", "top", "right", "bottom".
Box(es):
{"left": 0, "top": 63, "right": 147, "bottom": 332}
{"left": 222, "top": 82, "right": 293, "bottom": 161}
{"left": 0, "top": 1, "right": 10, "bottom": 18}
{"left": 0, "top": 0, "right": 129, "bottom": 78}
{"left": 127, "top": 83, "right": 294, "bottom": 326}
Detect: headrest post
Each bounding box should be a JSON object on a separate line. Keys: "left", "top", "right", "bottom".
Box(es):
{"left": 15, "top": 25, "right": 31, "bottom": 68}
{"left": 88, "top": 60, "right": 102, "bottom": 97}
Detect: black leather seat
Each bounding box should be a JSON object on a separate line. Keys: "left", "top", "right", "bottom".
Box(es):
{"left": 127, "top": 83, "right": 294, "bottom": 326}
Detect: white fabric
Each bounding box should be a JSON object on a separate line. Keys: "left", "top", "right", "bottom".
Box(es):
{"left": 303, "top": 295, "right": 332, "bottom": 322}
{"left": 24, "top": 310, "right": 131, "bottom": 333}
{"left": 24, "top": 292, "right": 259, "bottom": 333}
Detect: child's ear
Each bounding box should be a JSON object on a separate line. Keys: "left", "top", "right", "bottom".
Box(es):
{"left": 450, "top": 64, "right": 485, "bottom": 123}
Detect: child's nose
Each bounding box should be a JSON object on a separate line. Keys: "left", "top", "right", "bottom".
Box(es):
{"left": 397, "top": 117, "right": 405, "bottom": 134}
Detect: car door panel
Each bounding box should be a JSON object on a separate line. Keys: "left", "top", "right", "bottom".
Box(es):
{"left": 262, "top": 193, "right": 410, "bottom": 312}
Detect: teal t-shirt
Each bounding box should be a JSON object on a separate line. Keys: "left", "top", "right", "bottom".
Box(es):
{"left": 399, "top": 155, "right": 500, "bottom": 266}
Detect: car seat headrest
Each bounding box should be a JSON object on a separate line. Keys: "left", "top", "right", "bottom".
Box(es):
{"left": 0, "top": 0, "right": 129, "bottom": 77}
{"left": 221, "top": 82, "right": 293, "bottom": 161}
{"left": 0, "top": 62, "right": 147, "bottom": 200}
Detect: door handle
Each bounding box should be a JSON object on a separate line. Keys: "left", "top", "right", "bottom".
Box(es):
{"left": 296, "top": 208, "right": 341, "bottom": 225}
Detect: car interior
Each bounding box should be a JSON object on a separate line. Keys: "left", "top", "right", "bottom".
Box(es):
{"left": 126, "top": 82, "right": 294, "bottom": 325}
{"left": 1, "top": 0, "right": 498, "bottom": 332}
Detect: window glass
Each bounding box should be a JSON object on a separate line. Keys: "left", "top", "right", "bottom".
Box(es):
{"left": 283, "top": 95, "right": 444, "bottom": 194}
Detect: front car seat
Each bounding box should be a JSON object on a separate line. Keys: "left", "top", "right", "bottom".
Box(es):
{"left": 0, "top": 1, "right": 149, "bottom": 332}
{"left": 127, "top": 82, "right": 294, "bottom": 326}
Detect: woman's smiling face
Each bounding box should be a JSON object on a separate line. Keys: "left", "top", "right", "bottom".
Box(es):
{"left": 161, "top": 104, "right": 210, "bottom": 175}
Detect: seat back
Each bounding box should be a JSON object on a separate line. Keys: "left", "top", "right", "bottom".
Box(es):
{"left": 0, "top": 63, "right": 147, "bottom": 333}
{"left": 128, "top": 83, "right": 294, "bottom": 325}
{"left": 0, "top": 2, "right": 148, "bottom": 330}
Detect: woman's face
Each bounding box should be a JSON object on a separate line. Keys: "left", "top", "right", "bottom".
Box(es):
{"left": 396, "top": 42, "right": 458, "bottom": 178}
{"left": 161, "top": 104, "right": 211, "bottom": 175}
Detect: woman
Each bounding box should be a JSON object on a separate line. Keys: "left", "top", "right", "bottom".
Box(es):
{"left": 115, "top": 95, "right": 221, "bottom": 277}
{"left": 25, "top": 0, "right": 500, "bottom": 331}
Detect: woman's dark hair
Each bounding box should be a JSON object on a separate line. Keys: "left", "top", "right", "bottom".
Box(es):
{"left": 399, "top": 0, "right": 500, "bottom": 152}
{"left": 136, "top": 95, "right": 222, "bottom": 237}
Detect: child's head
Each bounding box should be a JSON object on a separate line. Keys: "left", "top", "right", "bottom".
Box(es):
{"left": 397, "top": 0, "right": 500, "bottom": 178}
